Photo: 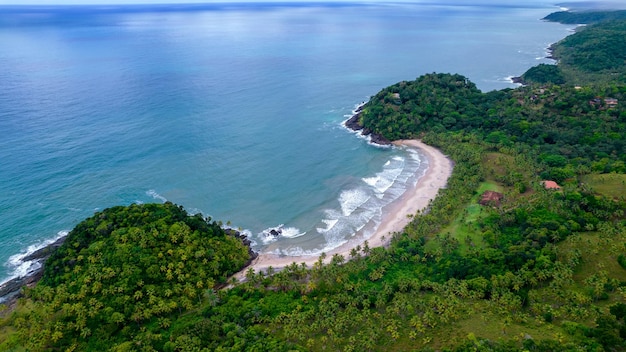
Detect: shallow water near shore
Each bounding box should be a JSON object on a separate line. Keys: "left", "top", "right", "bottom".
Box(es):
{"left": 0, "top": 1, "right": 573, "bottom": 281}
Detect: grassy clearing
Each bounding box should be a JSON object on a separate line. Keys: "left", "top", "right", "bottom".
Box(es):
{"left": 581, "top": 173, "right": 626, "bottom": 199}
{"left": 449, "top": 308, "right": 566, "bottom": 348}
{"left": 433, "top": 228, "right": 626, "bottom": 350}
{"left": 484, "top": 153, "right": 514, "bottom": 180}
{"left": 559, "top": 231, "right": 626, "bottom": 284}
{"left": 426, "top": 181, "right": 501, "bottom": 254}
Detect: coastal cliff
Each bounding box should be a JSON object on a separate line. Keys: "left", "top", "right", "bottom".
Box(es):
{"left": 344, "top": 105, "right": 391, "bottom": 146}
{"left": 0, "top": 236, "right": 66, "bottom": 306}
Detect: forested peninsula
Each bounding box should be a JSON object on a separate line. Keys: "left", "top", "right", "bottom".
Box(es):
{"left": 1, "top": 10, "right": 626, "bottom": 352}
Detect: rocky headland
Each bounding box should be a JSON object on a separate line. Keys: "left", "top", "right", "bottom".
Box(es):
{"left": 0, "top": 235, "right": 67, "bottom": 307}
{"left": 344, "top": 105, "right": 391, "bottom": 146}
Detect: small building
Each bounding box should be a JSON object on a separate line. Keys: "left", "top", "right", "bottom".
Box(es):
{"left": 589, "top": 97, "right": 602, "bottom": 106}
{"left": 541, "top": 180, "right": 561, "bottom": 190}
{"left": 392, "top": 93, "right": 401, "bottom": 105}
{"left": 605, "top": 98, "right": 618, "bottom": 108}
{"left": 479, "top": 191, "right": 504, "bottom": 207}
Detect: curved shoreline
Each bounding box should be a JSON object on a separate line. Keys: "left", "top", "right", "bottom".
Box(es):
{"left": 235, "top": 139, "right": 453, "bottom": 279}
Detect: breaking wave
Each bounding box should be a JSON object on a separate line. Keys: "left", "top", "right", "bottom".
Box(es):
{"left": 259, "top": 144, "right": 427, "bottom": 257}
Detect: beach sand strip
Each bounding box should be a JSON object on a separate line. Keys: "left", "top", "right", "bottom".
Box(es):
{"left": 234, "top": 139, "right": 453, "bottom": 280}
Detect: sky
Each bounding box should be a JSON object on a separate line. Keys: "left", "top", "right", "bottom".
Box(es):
{"left": 0, "top": 0, "right": 480, "bottom": 5}
{"left": 1, "top": 0, "right": 623, "bottom": 10}
{"left": 0, "top": 0, "right": 375, "bottom": 4}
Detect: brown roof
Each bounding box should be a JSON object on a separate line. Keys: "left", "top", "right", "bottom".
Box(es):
{"left": 479, "top": 190, "right": 503, "bottom": 206}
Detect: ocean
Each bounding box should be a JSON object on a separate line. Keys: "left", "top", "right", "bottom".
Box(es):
{"left": 0, "top": 1, "right": 573, "bottom": 281}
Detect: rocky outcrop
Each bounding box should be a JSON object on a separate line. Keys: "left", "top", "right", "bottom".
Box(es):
{"left": 268, "top": 228, "right": 281, "bottom": 237}
{"left": 22, "top": 236, "right": 66, "bottom": 262}
{"left": 0, "top": 235, "right": 67, "bottom": 305}
{"left": 511, "top": 76, "right": 526, "bottom": 85}
{"left": 344, "top": 110, "right": 364, "bottom": 131}
{"left": 0, "top": 270, "right": 43, "bottom": 305}
{"left": 344, "top": 106, "right": 391, "bottom": 146}
{"left": 224, "top": 228, "right": 258, "bottom": 267}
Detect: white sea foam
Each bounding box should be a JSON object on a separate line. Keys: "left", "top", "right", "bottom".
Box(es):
{"left": 260, "top": 234, "right": 278, "bottom": 245}
{"left": 4, "top": 230, "right": 68, "bottom": 281}
{"left": 362, "top": 176, "right": 380, "bottom": 188}
{"left": 259, "top": 224, "right": 282, "bottom": 244}
{"left": 363, "top": 157, "right": 405, "bottom": 195}
{"left": 316, "top": 218, "right": 339, "bottom": 234}
{"left": 339, "top": 113, "right": 392, "bottom": 149}
{"left": 339, "top": 188, "right": 371, "bottom": 216}
{"left": 187, "top": 207, "right": 204, "bottom": 215}
{"left": 370, "top": 169, "right": 401, "bottom": 194}
{"left": 238, "top": 229, "right": 258, "bottom": 247}
{"left": 278, "top": 238, "right": 349, "bottom": 257}
{"left": 258, "top": 224, "right": 305, "bottom": 243}
{"left": 256, "top": 144, "right": 427, "bottom": 258}
{"left": 146, "top": 189, "right": 167, "bottom": 203}
{"left": 280, "top": 227, "right": 306, "bottom": 239}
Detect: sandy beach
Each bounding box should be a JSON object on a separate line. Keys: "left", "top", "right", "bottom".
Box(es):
{"left": 235, "top": 139, "right": 453, "bottom": 279}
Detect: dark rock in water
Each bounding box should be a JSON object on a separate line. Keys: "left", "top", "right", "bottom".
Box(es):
{"left": 369, "top": 132, "right": 392, "bottom": 146}
{"left": 269, "top": 228, "right": 282, "bottom": 237}
{"left": 344, "top": 112, "right": 364, "bottom": 131}
{"left": 359, "top": 126, "right": 391, "bottom": 146}
{"left": 0, "top": 269, "right": 43, "bottom": 299}
{"left": 344, "top": 107, "right": 391, "bottom": 146}
{"left": 0, "top": 236, "right": 66, "bottom": 305}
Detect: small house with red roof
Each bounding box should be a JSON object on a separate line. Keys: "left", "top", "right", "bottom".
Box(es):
{"left": 541, "top": 180, "right": 561, "bottom": 190}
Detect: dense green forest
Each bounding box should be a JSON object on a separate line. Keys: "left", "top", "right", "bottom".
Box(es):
{"left": 359, "top": 73, "right": 626, "bottom": 181}
{"left": 543, "top": 10, "right": 626, "bottom": 24}
{"left": 522, "top": 17, "right": 626, "bottom": 84}
{"left": 0, "top": 203, "right": 253, "bottom": 351}
{"left": 1, "top": 11, "right": 626, "bottom": 352}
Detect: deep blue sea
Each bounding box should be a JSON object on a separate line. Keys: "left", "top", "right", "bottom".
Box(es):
{"left": 0, "top": 1, "right": 573, "bottom": 281}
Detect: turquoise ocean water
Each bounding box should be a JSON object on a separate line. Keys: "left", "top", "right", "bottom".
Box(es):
{"left": 0, "top": 1, "right": 573, "bottom": 281}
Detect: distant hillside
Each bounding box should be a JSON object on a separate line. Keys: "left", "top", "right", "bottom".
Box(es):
{"left": 520, "top": 18, "right": 626, "bottom": 85}
{"left": 544, "top": 9, "right": 626, "bottom": 24}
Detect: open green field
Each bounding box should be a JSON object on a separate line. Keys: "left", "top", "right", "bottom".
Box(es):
{"left": 427, "top": 182, "right": 500, "bottom": 253}
{"left": 582, "top": 174, "right": 626, "bottom": 199}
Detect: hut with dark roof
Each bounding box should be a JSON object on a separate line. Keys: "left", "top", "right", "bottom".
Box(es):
{"left": 479, "top": 190, "right": 503, "bottom": 207}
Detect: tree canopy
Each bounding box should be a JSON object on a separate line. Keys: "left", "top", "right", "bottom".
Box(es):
{"left": 1, "top": 202, "right": 252, "bottom": 351}
{"left": 1, "top": 11, "right": 626, "bottom": 352}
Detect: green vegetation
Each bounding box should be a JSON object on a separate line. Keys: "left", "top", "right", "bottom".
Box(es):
{"left": 358, "top": 76, "right": 626, "bottom": 182}
{"left": 1, "top": 11, "right": 626, "bottom": 352}
{"left": 582, "top": 173, "right": 626, "bottom": 199}
{"left": 544, "top": 10, "right": 626, "bottom": 24}
{"left": 525, "top": 15, "right": 626, "bottom": 85}
{"left": 519, "top": 63, "right": 565, "bottom": 85}
{"left": 552, "top": 20, "right": 626, "bottom": 83}
{"left": 0, "top": 203, "right": 253, "bottom": 351}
